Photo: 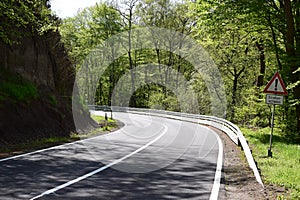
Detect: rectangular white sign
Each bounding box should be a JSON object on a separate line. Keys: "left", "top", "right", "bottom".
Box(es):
{"left": 266, "top": 94, "right": 284, "bottom": 105}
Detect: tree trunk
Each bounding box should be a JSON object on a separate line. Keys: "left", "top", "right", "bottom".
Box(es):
{"left": 283, "top": 0, "right": 300, "bottom": 132}
{"left": 295, "top": 0, "right": 300, "bottom": 133}
{"left": 230, "top": 69, "right": 238, "bottom": 122}
{"left": 255, "top": 40, "right": 266, "bottom": 87}
{"left": 266, "top": 11, "right": 282, "bottom": 70}
{"left": 128, "top": 7, "right": 136, "bottom": 107}
{"left": 155, "top": 48, "right": 164, "bottom": 85}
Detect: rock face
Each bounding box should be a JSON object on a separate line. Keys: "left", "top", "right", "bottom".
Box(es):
{"left": 0, "top": 31, "right": 74, "bottom": 96}
{"left": 0, "top": 31, "right": 79, "bottom": 146}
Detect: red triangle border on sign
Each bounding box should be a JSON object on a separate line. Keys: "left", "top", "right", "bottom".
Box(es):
{"left": 263, "top": 72, "right": 288, "bottom": 95}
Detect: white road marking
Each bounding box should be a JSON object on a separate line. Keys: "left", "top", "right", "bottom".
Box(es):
{"left": 209, "top": 129, "right": 223, "bottom": 200}
{"left": 129, "top": 112, "right": 224, "bottom": 199}
{"left": 0, "top": 114, "right": 128, "bottom": 162}
{"left": 30, "top": 125, "right": 168, "bottom": 200}
{"left": 124, "top": 112, "right": 225, "bottom": 199}
{"left": 0, "top": 139, "right": 84, "bottom": 162}
{"left": 2, "top": 112, "right": 223, "bottom": 199}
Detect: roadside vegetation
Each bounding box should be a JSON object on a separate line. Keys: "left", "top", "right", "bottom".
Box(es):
{"left": 0, "top": 68, "right": 38, "bottom": 103}
{"left": 241, "top": 127, "right": 300, "bottom": 199}
{"left": 0, "top": 115, "right": 118, "bottom": 158}
{"left": 90, "top": 114, "right": 119, "bottom": 131}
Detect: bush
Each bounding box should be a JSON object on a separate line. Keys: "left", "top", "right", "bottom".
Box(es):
{"left": 234, "top": 87, "right": 270, "bottom": 127}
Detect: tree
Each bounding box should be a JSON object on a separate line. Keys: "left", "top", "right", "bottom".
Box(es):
{"left": 0, "top": 0, "right": 56, "bottom": 44}
{"left": 190, "top": 0, "right": 300, "bottom": 133}
{"left": 114, "top": 0, "right": 139, "bottom": 107}
{"left": 135, "top": 0, "right": 197, "bottom": 107}
{"left": 60, "top": 3, "right": 123, "bottom": 106}
{"left": 281, "top": 0, "right": 300, "bottom": 132}
{"left": 190, "top": 1, "right": 263, "bottom": 121}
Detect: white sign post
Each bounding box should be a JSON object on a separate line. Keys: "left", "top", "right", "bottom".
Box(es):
{"left": 263, "top": 72, "right": 288, "bottom": 157}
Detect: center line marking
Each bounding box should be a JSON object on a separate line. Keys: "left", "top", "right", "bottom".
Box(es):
{"left": 30, "top": 125, "right": 168, "bottom": 200}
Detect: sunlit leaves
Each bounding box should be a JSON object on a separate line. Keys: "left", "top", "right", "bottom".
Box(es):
{"left": 60, "top": 3, "right": 122, "bottom": 67}
{"left": 0, "top": 0, "right": 56, "bottom": 44}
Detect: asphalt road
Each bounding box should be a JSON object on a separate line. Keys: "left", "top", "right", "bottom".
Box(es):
{"left": 0, "top": 112, "right": 224, "bottom": 200}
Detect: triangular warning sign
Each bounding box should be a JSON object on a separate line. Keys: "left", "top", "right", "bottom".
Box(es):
{"left": 263, "top": 72, "right": 288, "bottom": 95}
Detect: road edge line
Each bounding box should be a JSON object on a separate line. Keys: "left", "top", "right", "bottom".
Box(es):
{"left": 0, "top": 115, "right": 128, "bottom": 162}
{"left": 29, "top": 125, "right": 168, "bottom": 200}
{"left": 208, "top": 129, "right": 223, "bottom": 200}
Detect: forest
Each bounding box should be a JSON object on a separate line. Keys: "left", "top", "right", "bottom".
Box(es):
{"left": 58, "top": 0, "right": 300, "bottom": 139}
{"left": 0, "top": 0, "right": 299, "bottom": 198}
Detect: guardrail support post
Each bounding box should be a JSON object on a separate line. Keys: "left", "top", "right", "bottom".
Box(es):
{"left": 238, "top": 139, "right": 242, "bottom": 147}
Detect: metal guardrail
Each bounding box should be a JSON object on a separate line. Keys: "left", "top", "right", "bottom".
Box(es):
{"left": 90, "top": 105, "right": 263, "bottom": 187}
{"left": 88, "top": 105, "right": 112, "bottom": 112}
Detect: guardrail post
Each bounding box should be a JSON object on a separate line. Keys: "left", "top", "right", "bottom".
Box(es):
{"left": 238, "top": 139, "right": 242, "bottom": 147}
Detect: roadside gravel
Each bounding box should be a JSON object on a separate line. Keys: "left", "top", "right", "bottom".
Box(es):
{"left": 211, "top": 127, "right": 289, "bottom": 199}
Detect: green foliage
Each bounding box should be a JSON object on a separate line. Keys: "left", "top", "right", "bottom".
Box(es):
{"left": 0, "top": 0, "right": 58, "bottom": 44}
{"left": 150, "top": 93, "right": 180, "bottom": 111}
{"left": 191, "top": 74, "right": 211, "bottom": 115}
{"left": 61, "top": 0, "right": 299, "bottom": 134}
{"left": 137, "top": 0, "right": 193, "bottom": 33}
{"left": 189, "top": 0, "right": 267, "bottom": 121}
{"left": 61, "top": 1, "right": 200, "bottom": 112}
{"left": 234, "top": 87, "right": 269, "bottom": 127}
{"left": 90, "top": 114, "right": 117, "bottom": 131}
{"left": 134, "top": 84, "right": 180, "bottom": 111}
{"left": 0, "top": 69, "right": 38, "bottom": 103}
{"left": 287, "top": 67, "right": 300, "bottom": 107}
{"left": 59, "top": 3, "right": 122, "bottom": 66}
{"left": 0, "top": 82, "right": 37, "bottom": 103}
{"left": 189, "top": 0, "right": 300, "bottom": 133}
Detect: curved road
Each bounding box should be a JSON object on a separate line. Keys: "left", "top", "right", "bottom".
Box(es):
{"left": 0, "top": 112, "right": 224, "bottom": 199}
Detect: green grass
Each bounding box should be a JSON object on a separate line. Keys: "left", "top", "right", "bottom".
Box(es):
{"left": 91, "top": 114, "right": 117, "bottom": 131}
{"left": 91, "top": 114, "right": 115, "bottom": 123}
{"left": 0, "top": 68, "right": 38, "bottom": 103}
{"left": 241, "top": 127, "right": 300, "bottom": 199}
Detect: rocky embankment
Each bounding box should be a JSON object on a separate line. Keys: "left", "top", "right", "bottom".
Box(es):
{"left": 0, "top": 30, "right": 95, "bottom": 146}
